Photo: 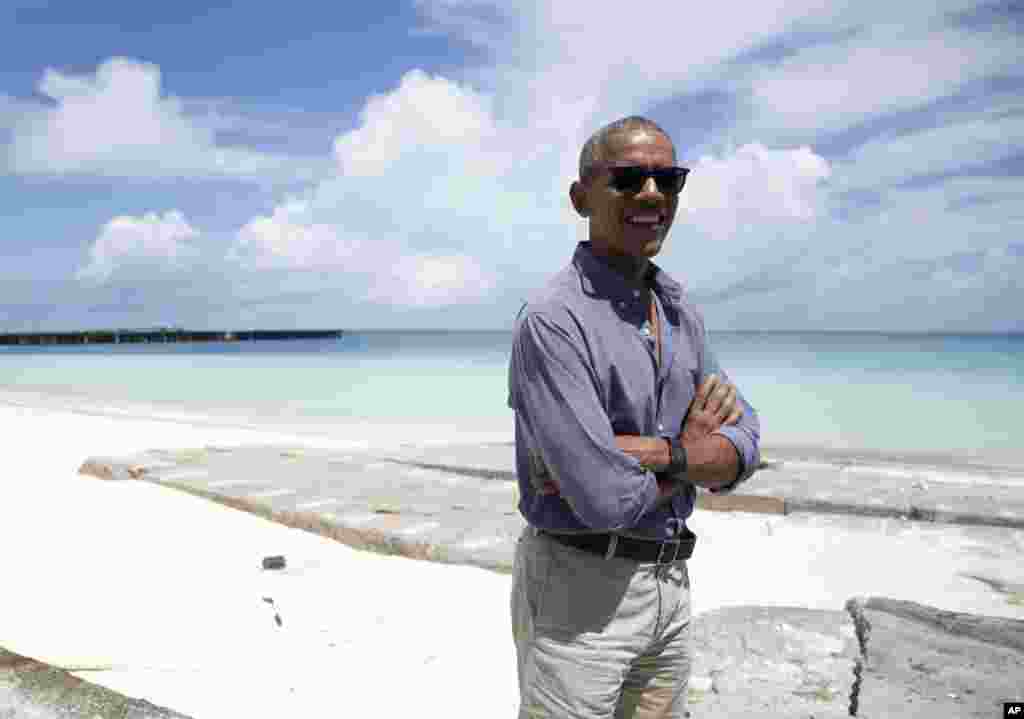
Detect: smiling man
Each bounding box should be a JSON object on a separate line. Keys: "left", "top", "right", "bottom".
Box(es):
{"left": 507, "top": 116, "right": 761, "bottom": 718}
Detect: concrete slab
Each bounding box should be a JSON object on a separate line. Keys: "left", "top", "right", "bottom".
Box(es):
{"left": 689, "top": 598, "right": 1024, "bottom": 718}
{"left": 689, "top": 606, "right": 858, "bottom": 717}
{"left": 79, "top": 442, "right": 1024, "bottom": 578}
{"left": 846, "top": 597, "right": 1024, "bottom": 718}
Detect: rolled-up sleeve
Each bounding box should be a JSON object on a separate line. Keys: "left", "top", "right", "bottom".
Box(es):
{"left": 697, "top": 321, "right": 761, "bottom": 494}
{"left": 509, "top": 312, "right": 660, "bottom": 530}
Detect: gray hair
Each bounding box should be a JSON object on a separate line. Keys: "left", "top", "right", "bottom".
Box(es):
{"left": 578, "top": 116, "right": 673, "bottom": 180}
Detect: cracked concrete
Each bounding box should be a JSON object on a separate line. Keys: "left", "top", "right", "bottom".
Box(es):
{"left": 687, "top": 598, "right": 1024, "bottom": 718}
{"left": 843, "top": 597, "right": 1023, "bottom": 718}
{"left": 845, "top": 598, "right": 872, "bottom": 716}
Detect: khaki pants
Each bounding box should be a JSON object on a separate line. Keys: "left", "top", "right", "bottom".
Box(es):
{"left": 511, "top": 528, "right": 693, "bottom": 719}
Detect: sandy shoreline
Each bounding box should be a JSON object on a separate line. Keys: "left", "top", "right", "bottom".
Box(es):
{"left": 0, "top": 386, "right": 515, "bottom": 452}
{"left": 4, "top": 385, "right": 1023, "bottom": 471}
{"left": 0, "top": 398, "right": 518, "bottom": 717}
{"left": 2, "top": 391, "right": 1022, "bottom": 717}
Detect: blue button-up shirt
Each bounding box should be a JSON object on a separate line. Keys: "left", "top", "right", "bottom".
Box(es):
{"left": 507, "top": 242, "right": 761, "bottom": 540}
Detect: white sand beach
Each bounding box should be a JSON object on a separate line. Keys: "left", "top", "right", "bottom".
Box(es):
{"left": 2, "top": 395, "right": 1022, "bottom": 718}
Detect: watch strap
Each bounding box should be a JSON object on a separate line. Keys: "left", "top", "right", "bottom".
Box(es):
{"left": 667, "top": 437, "right": 688, "bottom": 475}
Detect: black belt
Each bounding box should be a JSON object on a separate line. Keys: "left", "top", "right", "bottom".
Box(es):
{"left": 540, "top": 527, "right": 696, "bottom": 564}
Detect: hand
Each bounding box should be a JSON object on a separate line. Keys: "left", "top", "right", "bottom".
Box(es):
{"left": 679, "top": 374, "right": 742, "bottom": 445}
{"left": 539, "top": 375, "right": 743, "bottom": 496}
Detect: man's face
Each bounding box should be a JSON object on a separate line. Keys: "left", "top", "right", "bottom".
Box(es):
{"left": 571, "top": 129, "right": 680, "bottom": 261}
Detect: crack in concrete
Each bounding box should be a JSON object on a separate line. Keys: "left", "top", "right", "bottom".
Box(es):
{"left": 844, "top": 598, "right": 872, "bottom": 717}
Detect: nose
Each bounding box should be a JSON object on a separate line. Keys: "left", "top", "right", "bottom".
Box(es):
{"left": 637, "top": 175, "right": 662, "bottom": 199}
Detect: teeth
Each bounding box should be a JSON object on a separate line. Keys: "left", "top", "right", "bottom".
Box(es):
{"left": 627, "top": 215, "right": 661, "bottom": 224}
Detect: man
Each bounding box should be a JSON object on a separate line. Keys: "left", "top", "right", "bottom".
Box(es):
{"left": 507, "top": 116, "right": 761, "bottom": 718}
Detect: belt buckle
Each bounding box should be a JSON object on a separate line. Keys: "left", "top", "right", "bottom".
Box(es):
{"left": 657, "top": 539, "right": 681, "bottom": 565}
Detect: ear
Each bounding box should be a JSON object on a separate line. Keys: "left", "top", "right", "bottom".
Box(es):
{"left": 570, "top": 180, "right": 589, "bottom": 218}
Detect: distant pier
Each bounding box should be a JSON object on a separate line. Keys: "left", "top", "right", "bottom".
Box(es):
{"left": 0, "top": 328, "right": 344, "bottom": 346}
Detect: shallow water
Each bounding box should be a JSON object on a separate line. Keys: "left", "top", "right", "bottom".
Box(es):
{"left": 2, "top": 331, "right": 1021, "bottom": 461}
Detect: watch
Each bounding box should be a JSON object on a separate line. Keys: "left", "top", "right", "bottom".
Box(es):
{"left": 667, "top": 437, "right": 688, "bottom": 475}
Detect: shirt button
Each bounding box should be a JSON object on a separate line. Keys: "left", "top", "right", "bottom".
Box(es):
{"left": 633, "top": 289, "right": 641, "bottom": 298}
{"left": 658, "top": 424, "right": 664, "bottom": 431}
{"left": 618, "top": 301, "right": 626, "bottom": 308}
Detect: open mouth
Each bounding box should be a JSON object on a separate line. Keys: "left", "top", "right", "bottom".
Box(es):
{"left": 625, "top": 213, "right": 665, "bottom": 230}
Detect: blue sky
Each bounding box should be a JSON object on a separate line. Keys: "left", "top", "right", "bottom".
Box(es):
{"left": 1, "top": 0, "right": 1021, "bottom": 331}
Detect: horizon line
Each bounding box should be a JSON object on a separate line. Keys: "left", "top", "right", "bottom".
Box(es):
{"left": 2, "top": 327, "right": 1022, "bottom": 336}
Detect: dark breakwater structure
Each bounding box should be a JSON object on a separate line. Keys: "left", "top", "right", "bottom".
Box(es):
{"left": 0, "top": 328, "right": 343, "bottom": 346}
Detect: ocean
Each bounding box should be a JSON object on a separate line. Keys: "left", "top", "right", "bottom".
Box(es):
{"left": 1, "top": 331, "right": 1021, "bottom": 463}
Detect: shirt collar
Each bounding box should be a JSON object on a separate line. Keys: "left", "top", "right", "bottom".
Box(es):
{"left": 572, "top": 241, "right": 683, "bottom": 305}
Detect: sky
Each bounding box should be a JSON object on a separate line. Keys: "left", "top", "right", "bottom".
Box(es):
{"left": 0, "top": 0, "right": 1021, "bottom": 332}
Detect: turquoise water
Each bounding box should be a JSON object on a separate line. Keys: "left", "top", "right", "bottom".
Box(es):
{"left": 1, "top": 331, "right": 1021, "bottom": 456}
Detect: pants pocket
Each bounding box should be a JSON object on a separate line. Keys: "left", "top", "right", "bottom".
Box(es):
{"left": 534, "top": 540, "right": 633, "bottom": 636}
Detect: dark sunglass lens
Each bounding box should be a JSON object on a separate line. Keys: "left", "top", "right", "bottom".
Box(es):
{"left": 654, "top": 168, "right": 688, "bottom": 194}
{"left": 610, "top": 167, "right": 688, "bottom": 194}
{"left": 609, "top": 167, "right": 647, "bottom": 193}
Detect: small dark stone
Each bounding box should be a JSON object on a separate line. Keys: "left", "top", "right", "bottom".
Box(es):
{"left": 262, "top": 555, "right": 286, "bottom": 570}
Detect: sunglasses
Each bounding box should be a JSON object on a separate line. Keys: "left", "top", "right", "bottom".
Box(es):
{"left": 606, "top": 165, "right": 690, "bottom": 195}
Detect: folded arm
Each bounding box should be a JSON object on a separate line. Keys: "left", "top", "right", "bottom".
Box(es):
{"left": 509, "top": 312, "right": 662, "bottom": 531}
{"left": 622, "top": 324, "right": 763, "bottom": 496}
{"left": 614, "top": 372, "right": 745, "bottom": 495}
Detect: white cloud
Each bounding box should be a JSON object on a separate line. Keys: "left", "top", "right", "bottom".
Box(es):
{"left": 368, "top": 253, "right": 496, "bottom": 307}
{"left": 230, "top": 199, "right": 497, "bottom": 307}
{"left": 231, "top": 60, "right": 835, "bottom": 311}
{"left": 856, "top": 178, "right": 1023, "bottom": 263}
{"left": 35, "top": 1, "right": 1015, "bottom": 329}
{"left": 334, "top": 69, "right": 496, "bottom": 177}
{"left": 78, "top": 210, "right": 199, "bottom": 283}
{"left": 410, "top": 0, "right": 1020, "bottom": 332}
{"left": 403, "top": 1, "right": 852, "bottom": 297}
{"left": 833, "top": 105, "right": 1024, "bottom": 192}
{"left": 697, "top": 232, "right": 1024, "bottom": 332}
{"left": 227, "top": 69, "right": 515, "bottom": 308}
{"left": 682, "top": 143, "right": 831, "bottom": 231}
{"left": 745, "top": 22, "right": 1023, "bottom": 140}
{"left": 231, "top": 200, "right": 360, "bottom": 271}
{"left": 5, "top": 57, "right": 310, "bottom": 181}
{"left": 651, "top": 143, "right": 831, "bottom": 294}
{"left": 693, "top": 167, "right": 1024, "bottom": 330}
